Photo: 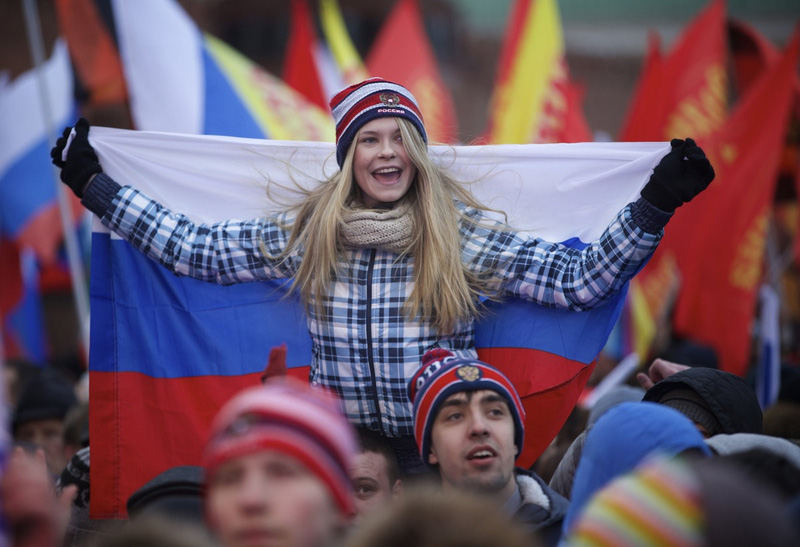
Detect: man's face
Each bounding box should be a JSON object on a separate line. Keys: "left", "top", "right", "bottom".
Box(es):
{"left": 14, "top": 418, "right": 66, "bottom": 475}
{"left": 349, "top": 450, "right": 401, "bottom": 519}
{"left": 206, "top": 451, "right": 346, "bottom": 547}
{"left": 428, "top": 390, "right": 517, "bottom": 499}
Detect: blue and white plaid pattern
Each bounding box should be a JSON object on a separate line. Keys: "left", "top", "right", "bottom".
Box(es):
{"left": 103, "top": 187, "right": 662, "bottom": 437}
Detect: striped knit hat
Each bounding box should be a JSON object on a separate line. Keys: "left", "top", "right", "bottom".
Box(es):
{"left": 202, "top": 379, "right": 357, "bottom": 515}
{"left": 409, "top": 348, "right": 525, "bottom": 468}
{"left": 329, "top": 77, "right": 427, "bottom": 167}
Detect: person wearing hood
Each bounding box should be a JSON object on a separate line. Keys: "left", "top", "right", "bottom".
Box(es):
{"left": 643, "top": 366, "right": 763, "bottom": 437}
{"left": 562, "top": 401, "right": 711, "bottom": 537}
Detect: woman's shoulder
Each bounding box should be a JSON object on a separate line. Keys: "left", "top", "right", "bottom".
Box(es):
{"left": 453, "top": 199, "right": 482, "bottom": 219}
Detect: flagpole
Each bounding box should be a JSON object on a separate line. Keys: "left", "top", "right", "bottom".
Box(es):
{"left": 21, "top": 0, "right": 91, "bottom": 356}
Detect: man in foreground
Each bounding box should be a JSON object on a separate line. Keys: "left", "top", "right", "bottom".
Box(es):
{"left": 409, "top": 349, "right": 569, "bottom": 546}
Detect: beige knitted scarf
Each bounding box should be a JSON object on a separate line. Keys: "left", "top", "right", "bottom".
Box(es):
{"left": 341, "top": 201, "right": 414, "bottom": 254}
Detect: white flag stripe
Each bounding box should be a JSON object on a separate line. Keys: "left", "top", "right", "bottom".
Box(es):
{"left": 88, "top": 127, "right": 667, "bottom": 243}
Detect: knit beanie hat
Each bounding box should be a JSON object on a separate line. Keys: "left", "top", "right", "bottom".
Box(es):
{"left": 12, "top": 368, "right": 77, "bottom": 434}
{"left": 329, "top": 77, "right": 427, "bottom": 167}
{"left": 202, "top": 379, "right": 357, "bottom": 515}
{"left": 408, "top": 348, "right": 525, "bottom": 468}
{"left": 127, "top": 465, "right": 205, "bottom": 523}
{"left": 657, "top": 388, "right": 723, "bottom": 437}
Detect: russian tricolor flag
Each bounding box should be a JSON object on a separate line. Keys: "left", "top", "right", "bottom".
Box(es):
{"left": 87, "top": 126, "right": 666, "bottom": 517}
{"left": 0, "top": 40, "right": 76, "bottom": 362}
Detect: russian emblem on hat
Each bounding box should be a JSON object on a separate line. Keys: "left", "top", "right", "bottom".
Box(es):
{"left": 379, "top": 92, "right": 401, "bottom": 106}
{"left": 456, "top": 365, "right": 482, "bottom": 382}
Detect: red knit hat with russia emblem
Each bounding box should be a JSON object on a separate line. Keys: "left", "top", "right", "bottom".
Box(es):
{"left": 408, "top": 348, "right": 526, "bottom": 469}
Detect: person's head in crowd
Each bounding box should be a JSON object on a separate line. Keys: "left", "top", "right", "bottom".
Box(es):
{"left": 3, "top": 358, "right": 39, "bottom": 409}
{"left": 409, "top": 349, "right": 525, "bottom": 499}
{"left": 351, "top": 427, "right": 403, "bottom": 520}
{"left": 345, "top": 485, "right": 538, "bottom": 547}
{"left": 12, "top": 367, "right": 78, "bottom": 475}
{"left": 705, "top": 434, "right": 800, "bottom": 500}
{"left": 409, "top": 349, "right": 569, "bottom": 546}
{"left": 1, "top": 445, "right": 79, "bottom": 547}
{"left": 564, "top": 456, "right": 800, "bottom": 547}
{"left": 643, "top": 366, "right": 762, "bottom": 437}
{"left": 127, "top": 465, "right": 205, "bottom": 526}
{"left": 563, "top": 401, "right": 711, "bottom": 535}
{"left": 202, "top": 378, "right": 357, "bottom": 547}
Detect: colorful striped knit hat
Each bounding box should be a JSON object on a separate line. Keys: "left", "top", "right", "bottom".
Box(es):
{"left": 329, "top": 77, "right": 427, "bottom": 167}
{"left": 202, "top": 379, "right": 357, "bottom": 515}
{"left": 409, "top": 348, "right": 525, "bottom": 468}
{"left": 565, "top": 457, "right": 705, "bottom": 546}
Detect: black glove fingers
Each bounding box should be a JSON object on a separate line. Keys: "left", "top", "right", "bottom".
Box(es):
{"left": 50, "top": 118, "right": 102, "bottom": 198}
{"left": 669, "top": 138, "right": 685, "bottom": 148}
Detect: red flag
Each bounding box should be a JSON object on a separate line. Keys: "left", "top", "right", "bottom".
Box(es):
{"left": 366, "top": 0, "right": 458, "bottom": 143}
{"left": 672, "top": 30, "right": 800, "bottom": 376}
{"left": 617, "top": 32, "right": 664, "bottom": 142}
{"left": 618, "top": 0, "right": 728, "bottom": 361}
{"left": 729, "top": 21, "right": 800, "bottom": 268}
{"left": 283, "top": 0, "right": 328, "bottom": 110}
{"left": 618, "top": 0, "right": 727, "bottom": 142}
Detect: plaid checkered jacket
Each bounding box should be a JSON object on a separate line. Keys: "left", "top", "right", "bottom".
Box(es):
{"left": 100, "top": 183, "right": 663, "bottom": 437}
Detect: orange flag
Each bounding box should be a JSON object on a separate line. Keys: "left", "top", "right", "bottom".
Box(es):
{"left": 54, "top": 0, "right": 128, "bottom": 106}
{"left": 366, "top": 0, "right": 458, "bottom": 143}
{"left": 485, "top": 0, "right": 591, "bottom": 144}
{"left": 618, "top": 0, "right": 728, "bottom": 360}
{"left": 671, "top": 30, "right": 800, "bottom": 376}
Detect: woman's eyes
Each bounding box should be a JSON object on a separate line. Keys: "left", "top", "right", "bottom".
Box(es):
{"left": 359, "top": 134, "right": 402, "bottom": 144}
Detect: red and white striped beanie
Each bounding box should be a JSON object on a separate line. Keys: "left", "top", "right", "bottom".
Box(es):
{"left": 202, "top": 378, "right": 358, "bottom": 515}
{"left": 329, "top": 77, "right": 427, "bottom": 167}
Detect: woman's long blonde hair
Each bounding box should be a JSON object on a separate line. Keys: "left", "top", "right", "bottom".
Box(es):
{"left": 274, "top": 118, "right": 497, "bottom": 334}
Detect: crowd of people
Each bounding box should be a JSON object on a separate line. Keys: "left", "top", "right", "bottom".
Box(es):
{"left": 2, "top": 78, "right": 799, "bottom": 546}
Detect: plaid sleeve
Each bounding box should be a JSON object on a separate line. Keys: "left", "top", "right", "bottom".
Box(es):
{"left": 462, "top": 203, "right": 662, "bottom": 310}
{"left": 101, "top": 186, "right": 298, "bottom": 284}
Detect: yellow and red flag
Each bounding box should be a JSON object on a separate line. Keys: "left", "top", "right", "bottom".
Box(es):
{"left": 366, "top": 0, "right": 458, "bottom": 143}
{"left": 486, "top": 0, "right": 591, "bottom": 144}
{"left": 319, "top": 0, "right": 369, "bottom": 85}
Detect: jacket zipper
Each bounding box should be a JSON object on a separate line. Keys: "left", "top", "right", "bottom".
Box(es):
{"left": 365, "top": 248, "right": 384, "bottom": 434}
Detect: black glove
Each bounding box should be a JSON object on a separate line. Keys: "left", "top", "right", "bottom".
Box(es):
{"left": 640, "top": 138, "right": 715, "bottom": 213}
{"left": 50, "top": 118, "right": 102, "bottom": 198}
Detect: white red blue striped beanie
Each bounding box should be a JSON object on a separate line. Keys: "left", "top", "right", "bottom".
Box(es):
{"left": 202, "top": 378, "right": 358, "bottom": 515}
{"left": 408, "top": 348, "right": 526, "bottom": 468}
{"left": 329, "top": 77, "right": 427, "bottom": 167}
